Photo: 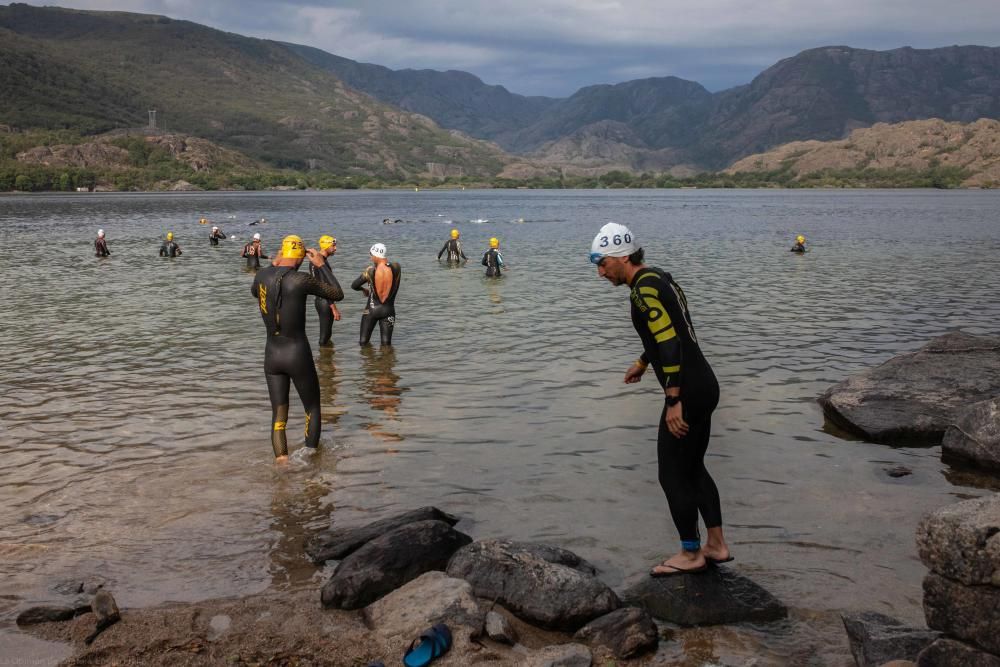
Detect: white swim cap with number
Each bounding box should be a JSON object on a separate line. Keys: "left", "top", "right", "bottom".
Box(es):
{"left": 370, "top": 243, "right": 387, "bottom": 258}
{"left": 590, "top": 222, "right": 637, "bottom": 264}
{"left": 253, "top": 232, "right": 261, "bottom": 240}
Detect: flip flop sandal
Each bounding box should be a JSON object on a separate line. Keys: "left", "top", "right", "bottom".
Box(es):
{"left": 649, "top": 562, "right": 709, "bottom": 578}
{"left": 403, "top": 623, "right": 452, "bottom": 667}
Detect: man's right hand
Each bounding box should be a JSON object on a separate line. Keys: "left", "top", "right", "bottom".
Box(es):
{"left": 306, "top": 248, "right": 324, "bottom": 267}
{"left": 624, "top": 363, "right": 646, "bottom": 384}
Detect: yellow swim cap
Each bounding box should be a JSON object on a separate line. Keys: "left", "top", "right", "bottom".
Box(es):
{"left": 319, "top": 235, "right": 336, "bottom": 250}
{"left": 281, "top": 234, "right": 305, "bottom": 259}
{"left": 489, "top": 237, "right": 499, "bottom": 248}
{"left": 796, "top": 235, "right": 806, "bottom": 244}
{"left": 450, "top": 229, "right": 459, "bottom": 239}
{"left": 166, "top": 232, "right": 174, "bottom": 241}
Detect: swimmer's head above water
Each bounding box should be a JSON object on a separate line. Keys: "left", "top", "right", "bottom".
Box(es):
{"left": 489, "top": 237, "right": 499, "bottom": 249}
{"left": 450, "top": 229, "right": 459, "bottom": 239}
{"left": 281, "top": 234, "right": 306, "bottom": 259}
{"left": 97, "top": 229, "right": 105, "bottom": 238}
{"left": 590, "top": 222, "right": 643, "bottom": 287}
{"left": 319, "top": 235, "right": 337, "bottom": 255}
{"left": 253, "top": 232, "right": 261, "bottom": 241}
{"left": 166, "top": 232, "right": 174, "bottom": 241}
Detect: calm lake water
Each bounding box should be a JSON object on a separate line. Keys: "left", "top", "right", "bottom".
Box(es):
{"left": 1, "top": 189, "right": 999, "bottom": 664}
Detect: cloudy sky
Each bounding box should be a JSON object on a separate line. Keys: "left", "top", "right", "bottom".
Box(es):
{"left": 18, "top": 0, "right": 1000, "bottom": 96}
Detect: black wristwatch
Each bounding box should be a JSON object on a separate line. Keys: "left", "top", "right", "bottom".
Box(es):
{"left": 665, "top": 395, "right": 681, "bottom": 407}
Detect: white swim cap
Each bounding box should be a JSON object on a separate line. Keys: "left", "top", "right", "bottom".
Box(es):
{"left": 212, "top": 226, "right": 218, "bottom": 231}
{"left": 370, "top": 243, "right": 387, "bottom": 258}
{"left": 97, "top": 229, "right": 105, "bottom": 237}
{"left": 253, "top": 233, "right": 261, "bottom": 240}
{"left": 590, "top": 222, "right": 637, "bottom": 264}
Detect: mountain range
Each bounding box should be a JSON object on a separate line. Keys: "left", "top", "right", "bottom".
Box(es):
{"left": 3, "top": 3, "right": 1000, "bottom": 178}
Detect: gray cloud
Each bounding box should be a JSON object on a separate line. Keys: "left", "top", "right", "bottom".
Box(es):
{"left": 19, "top": 0, "right": 1000, "bottom": 95}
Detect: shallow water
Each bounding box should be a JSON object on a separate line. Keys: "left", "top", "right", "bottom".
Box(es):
{"left": 1, "top": 189, "right": 999, "bottom": 663}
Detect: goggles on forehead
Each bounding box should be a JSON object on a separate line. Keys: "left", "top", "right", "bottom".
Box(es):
{"left": 590, "top": 252, "right": 606, "bottom": 265}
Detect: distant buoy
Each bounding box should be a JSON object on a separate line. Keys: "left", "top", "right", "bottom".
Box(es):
{"left": 414, "top": 187, "right": 419, "bottom": 192}
{"left": 230, "top": 235, "right": 236, "bottom": 239}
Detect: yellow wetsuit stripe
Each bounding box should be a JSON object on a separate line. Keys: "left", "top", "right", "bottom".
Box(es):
{"left": 654, "top": 327, "right": 676, "bottom": 343}
{"left": 273, "top": 421, "right": 286, "bottom": 431}
{"left": 643, "top": 296, "right": 673, "bottom": 335}
{"left": 662, "top": 365, "right": 681, "bottom": 374}
{"left": 638, "top": 286, "right": 659, "bottom": 297}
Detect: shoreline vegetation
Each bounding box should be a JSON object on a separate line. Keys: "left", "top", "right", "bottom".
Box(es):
{"left": 1, "top": 129, "right": 991, "bottom": 194}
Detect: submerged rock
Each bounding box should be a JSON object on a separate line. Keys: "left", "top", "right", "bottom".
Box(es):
{"left": 818, "top": 332, "right": 1000, "bottom": 444}
{"left": 916, "top": 494, "right": 1000, "bottom": 586}
{"left": 923, "top": 573, "right": 1000, "bottom": 655}
{"left": 85, "top": 590, "right": 121, "bottom": 645}
{"left": 841, "top": 611, "right": 940, "bottom": 667}
{"left": 942, "top": 398, "right": 1000, "bottom": 473}
{"left": 621, "top": 566, "right": 787, "bottom": 626}
{"left": 321, "top": 520, "right": 472, "bottom": 610}
{"left": 16, "top": 605, "right": 83, "bottom": 626}
{"left": 363, "top": 571, "right": 483, "bottom": 641}
{"left": 307, "top": 506, "right": 459, "bottom": 563}
{"left": 917, "top": 638, "right": 1000, "bottom": 666}
{"left": 573, "top": 607, "right": 658, "bottom": 659}
{"left": 446, "top": 539, "right": 618, "bottom": 631}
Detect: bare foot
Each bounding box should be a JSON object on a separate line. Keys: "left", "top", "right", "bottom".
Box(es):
{"left": 650, "top": 551, "right": 706, "bottom": 576}
{"left": 702, "top": 544, "right": 732, "bottom": 562}
{"left": 275, "top": 455, "right": 289, "bottom": 465}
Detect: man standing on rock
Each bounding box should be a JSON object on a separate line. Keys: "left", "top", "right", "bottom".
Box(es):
{"left": 590, "top": 223, "right": 730, "bottom": 576}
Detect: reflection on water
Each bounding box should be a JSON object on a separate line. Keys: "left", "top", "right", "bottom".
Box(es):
{"left": 1, "top": 190, "right": 999, "bottom": 662}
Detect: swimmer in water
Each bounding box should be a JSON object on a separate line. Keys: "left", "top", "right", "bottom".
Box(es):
{"left": 437, "top": 229, "right": 467, "bottom": 263}
{"left": 351, "top": 243, "right": 402, "bottom": 347}
{"left": 243, "top": 233, "right": 268, "bottom": 270}
{"left": 790, "top": 235, "right": 807, "bottom": 253}
{"left": 251, "top": 235, "right": 344, "bottom": 462}
{"left": 209, "top": 226, "right": 227, "bottom": 246}
{"left": 159, "top": 232, "right": 182, "bottom": 257}
{"left": 481, "top": 237, "right": 505, "bottom": 277}
{"left": 311, "top": 235, "right": 342, "bottom": 347}
{"left": 95, "top": 229, "right": 110, "bottom": 257}
{"left": 591, "top": 222, "right": 729, "bottom": 576}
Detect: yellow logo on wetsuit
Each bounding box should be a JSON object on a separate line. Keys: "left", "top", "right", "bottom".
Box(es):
{"left": 304, "top": 412, "right": 311, "bottom": 438}
{"left": 274, "top": 421, "right": 286, "bottom": 431}
{"left": 259, "top": 285, "right": 268, "bottom": 314}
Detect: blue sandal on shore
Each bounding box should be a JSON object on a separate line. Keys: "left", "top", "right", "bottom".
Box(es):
{"left": 403, "top": 623, "right": 452, "bottom": 667}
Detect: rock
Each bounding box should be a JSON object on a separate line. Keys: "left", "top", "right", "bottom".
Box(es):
{"left": 85, "top": 590, "right": 121, "bottom": 645}
{"left": 484, "top": 610, "right": 518, "bottom": 645}
{"left": 321, "top": 520, "right": 472, "bottom": 609}
{"left": 880, "top": 662, "right": 917, "bottom": 667}
{"left": 841, "top": 611, "right": 940, "bottom": 667}
{"left": 923, "top": 572, "right": 1000, "bottom": 654}
{"left": 573, "top": 607, "right": 658, "bottom": 659}
{"left": 917, "top": 638, "right": 1000, "bottom": 666}
{"left": 445, "top": 539, "right": 618, "bottom": 631}
{"left": 818, "top": 332, "right": 1000, "bottom": 444}
{"left": 621, "top": 566, "right": 787, "bottom": 626}
{"left": 942, "top": 398, "right": 1000, "bottom": 473}
{"left": 916, "top": 495, "right": 1000, "bottom": 586}
{"left": 169, "top": 180, "right": 203, "bottom": 191}
{"left": 885, "top": 466, "right": 913, "bottom": 478}
{"left": 363, "top": 571, "right": 483, "bottom": 641}
{"left": 16, "top": 605, "right": 81, "bottom": 626}
{"left": 307, "top": 506, "right": 459, "bottom": 563}
{"left": 524, "top": 643, "right": 592, "bottom": 667}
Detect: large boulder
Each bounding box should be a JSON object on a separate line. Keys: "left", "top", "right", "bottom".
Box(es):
{"left": 917, "top": 638, "right": 1000, "bottom": 667}
{"left": 16, "top": 605, "right": 87, "bottom": 626}
{"left": 621, "top": 567, "right": 786, "bottom": 626}
{"left": 942, "top": 399, "right": 1000, "bottom": 473}
{"left": 818, "top": 332, "right": 1000, "bottom": 444}
{"left": 307, "top": 506, "right": 459, "bottom": 563}
{"left": 916, "top": 495, "right": 1000, "bottom": 586}
{"left": 841, "top": 611, "right": 940, "bottom": 667}
{"left": 923, "top": 573, "right": 1000, "bottom": 655}
{"left": 362, "top": 571, "right": 483, "bottom": 641}
{"left": 445, "top": 540, "right": 619, "bottom": 631}
{"left": 321, "top": 520, "right": 472, "bottom": 609}
{"left": 573, "top": 607, "right": 658, "bottom": 659}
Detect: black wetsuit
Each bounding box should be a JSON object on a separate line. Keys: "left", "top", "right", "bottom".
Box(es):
{"left": 437, "top": 239, "right": 467, "bottom": 262}
{"left": 243, "top": 242, "right": 267, "bottom": 269}
{"left": 310, "top": 255, "right": 337, "bottom": 347}
{"left": 351, "top": 262, "right": 401, "bottom": 346}
{"left": 481, "top": 248, "right": 504, "bottom": 277}
{"left": 251, "top": 263, "right": 344, "bottom": 456}
{"left": 790, "top": 243, "right": 806, "bottom": 253}
{"left": 95, "top": 238, "right": 110, "bottom": 257}
{"left": 209, "top": 230, "right": 226, "bottom": 246}
{"left": 630, "top": 267, "right": 721, "bottom": 551}
{"left": 159, "top": 241, "right": 181, "bottom": 257}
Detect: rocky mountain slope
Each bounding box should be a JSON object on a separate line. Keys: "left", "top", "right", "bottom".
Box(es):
{"left": 725, "top": 118, "right": 1000, "bottom": 187}
{"left": 0, "top": 4, "right": 509, "bottom": 179}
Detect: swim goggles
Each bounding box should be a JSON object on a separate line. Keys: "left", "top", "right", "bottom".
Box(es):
{"left": 589, "top": 252, "right": 606, "bottom": 265}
